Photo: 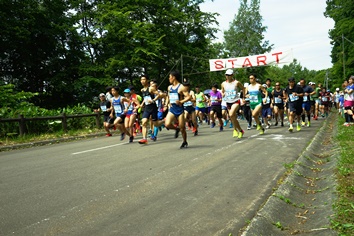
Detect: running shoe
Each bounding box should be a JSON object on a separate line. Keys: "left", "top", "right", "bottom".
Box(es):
{"left": 150, "top": 135, "right": 157, "bottom": 141}
{"left": 106, "top": 133, "right": 112, "bottom": 137}
{"left": 307, "top": 122, "right": 311, "bottom": 127}
{"left": 223, "top": 120, "right": 228, "bottom": 127}
{"left": 211, "top": 122, "right": 216, "bottom": 128}
{"left": 281, "top": 122, "right": 284, "bottom": 127}
{"left": 138, "top": 139, "right": 148, "bottom": 144}
{"left": 256, "top": 124, "right": 262, "bottom": 130}
{"left": 259, "top": 127, "right": 265, "bottom": 135}
{"left": 129, "top": 136, "right": 134, "bottom": 143}
{"left": 174, "top": 127, "right": 180, "bottom": 138}
{"left": 288, "top": 126, "right": 293, "bottom": 132}
{"left": 120, "top": 133, "right": 126, "bottom": 141}
{"left": 274, "top": 122, "right": 278, "bottom": 126}
{"left": 219, "top": 126, "right": 223, "bottom": 132}
{"left": 266, "top": 125, "right": 270, "bottom": 129}
{"left": 113, "top": 126, "right": 116, "bottom": 131}
{"left": 194, "top": 129, "right": 198, "bottom": 136}
{"left": 148, "top": 129, "right": 152, "bottom": 135}
{"left": 233, "top": 129, "right": 238, "bottom": 138}
{"left": 229, "top": 123, "right": 233, "bottom": 128}
{"left": 301, "top": 121, "right": 306, "bottom": 127}
{"left": 180, "top": 141, "right": 188, "bottom": 149}
{"left": 247, "top": 125, "right": 251, "bottom": 130}
{"left": 297, "top": 125, "right": 301, "bottom": 131}
{"left": 238, "top": 129, "right": 244, "bottom": 139}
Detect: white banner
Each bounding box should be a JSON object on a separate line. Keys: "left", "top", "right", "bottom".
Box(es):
{"left": 209, "top": 49, "right": 293, "bottom": 71}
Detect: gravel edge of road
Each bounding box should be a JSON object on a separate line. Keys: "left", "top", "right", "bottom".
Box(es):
{"left": 240, "top": 114, "right": 338, "bottom": 236}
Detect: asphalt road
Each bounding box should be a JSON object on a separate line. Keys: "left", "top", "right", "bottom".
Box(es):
{"left": 0, "top": 118, "right": 325, "bottom": 236}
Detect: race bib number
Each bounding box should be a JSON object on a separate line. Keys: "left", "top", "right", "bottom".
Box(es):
{"left": 211, "top": 96, "right": 217, "bottom": 102}
{"left": 225, "top": 90, "right": 237, "bottom": 101}
{"left": 303, "top": 96, "right": 308, "bottom": 102}
{"left": 289, "top": 94, "right": 299, "bottom": 102}
{"left": 264, "top": 97, "right": 270, "bottom": 104}
{"left": 184, "top": 100, "right": 193, "bottom": 106}
{"left": 114, "top": 105, "right": 122, "bottom": 114}
{"left": 322, "top": 97, "right": 328, "bottom": 102}
{"left": 100, "top": 105, "right": 107, "bottom": 112}
{"left": 170, "top": 93, "right": 178, "bottom": 104}
{"left": 274, "top": 97, "right": 282, "bottom": 103}
{"left": 144, "top": 95, "right": 152, "bottom": 105}
{"left": 249, "top": 95, "right": 258, "bottom": 103}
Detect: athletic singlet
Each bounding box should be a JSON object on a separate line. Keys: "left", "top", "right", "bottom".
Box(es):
{"left": 344, "top": 84, "right": 354, "bottom": 101}
{"left": 223, "top": 80, "right": 239, "bottom": 103}
{"left": 273, "top": 89, "right": 284, "bottom": 104}
{"left": 124, "top": 97, "right": 135, "bottom": 115}
{"left": 112, "top": 96, "right": 124, "bottom": 116}
{"left": 311, "top": 87, "right": 321, "bottom": 99}
{"left": 169, "top": 84, "right": 182, "bottom": 105}
{"left": 142, "top": 86, "right": 155, "bottom": 106}
{"left": 184, "top": 91, "right": 194, "bottom": 107}
{"left": 169, "top": 84, "right": 184, "bottom": 116}
{"left": 334, "top": 92, "right": 340, "bottom": 103}
{"left": 195, "top": 92, "right": 205, "bottom": 108}
{"left": 248, "top": 85, "right": 263, "bottom": 106}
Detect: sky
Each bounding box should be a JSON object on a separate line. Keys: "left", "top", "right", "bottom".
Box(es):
{"left": 200, "top": 0, "right": 335, "bottom": 71}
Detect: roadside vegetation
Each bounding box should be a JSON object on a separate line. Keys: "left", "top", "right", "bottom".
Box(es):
{"left": 332, "top": 117, "right": 354, "bottom": 235}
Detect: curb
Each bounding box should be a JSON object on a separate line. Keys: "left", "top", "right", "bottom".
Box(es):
{"left": 241, "top": 114, "right": 338, "bottom": 235}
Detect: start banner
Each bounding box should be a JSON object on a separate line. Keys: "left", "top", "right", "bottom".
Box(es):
{"left": 209, "top": 50, "right": 293, "bottom": 71}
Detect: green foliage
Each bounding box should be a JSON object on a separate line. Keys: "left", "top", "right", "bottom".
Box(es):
{"left": 224, "top": 0, "right": 273, "bottom": 80}
{"left": 325, "top": 0, "right": 354, "bottom": 84}
{"left": 1, "top": 0, "right": 218, "bottom": 109}
{"left": 0, "top": 84, "right": 38, "bottom": 111}
{"left": 332, "top": 117, "right": 354, "bottom": 235}
{"left": 0, "top": 101, "right": 96, "bottom": 138}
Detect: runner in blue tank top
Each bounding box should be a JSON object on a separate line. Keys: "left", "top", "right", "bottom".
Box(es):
{"left": 110, "top": 86, "right": 133, "bottom": 141}
{"left": 165, "top": 70, "right": 191, "bottom": 148}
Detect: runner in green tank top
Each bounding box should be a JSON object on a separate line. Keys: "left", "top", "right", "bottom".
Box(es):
{"left": 245, "top": 74, "right": 267, "bottom": 134}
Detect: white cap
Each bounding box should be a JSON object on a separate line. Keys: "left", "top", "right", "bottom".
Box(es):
{"left": 225, "top": 69, "right": 234, "bottom": 75}
{"left": 244, "top": 82, "right": 249, "bottom": 87}
{"left": 262, "top": 84, "right": 267, "bottom": 88}
{"left": 336, "top": 88, "right": 340, "bottom": 91}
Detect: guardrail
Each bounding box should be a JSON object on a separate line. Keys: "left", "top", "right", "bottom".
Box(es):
{"left": 0, "top": 113, "right": 102, "bottom": 136}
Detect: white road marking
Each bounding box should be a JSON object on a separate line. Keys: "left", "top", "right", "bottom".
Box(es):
{"left": 72, "top": 143, "right": 126, "bottom": 155}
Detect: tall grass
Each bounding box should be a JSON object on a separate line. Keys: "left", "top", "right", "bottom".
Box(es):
{"left": 332, "top": 117, "right": 354, "bottom": 235}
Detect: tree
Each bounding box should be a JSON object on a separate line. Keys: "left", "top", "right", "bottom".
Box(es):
{"left": 223, "top": 0, "right": 273, "bottom": 81}
{"left": 1, "top": 0, "right": 219, "bottom": 109}
{"left": 325, "top": 0, "right": 354, "bottom": 83}
{"left": 0, "top": 0, "right": 87, "bottom": 109}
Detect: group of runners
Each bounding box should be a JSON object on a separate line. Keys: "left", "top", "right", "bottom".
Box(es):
{"left": 94, "top": 70, "right": 354, "bottom": 148}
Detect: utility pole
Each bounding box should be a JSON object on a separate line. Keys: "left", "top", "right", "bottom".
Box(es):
{"left": 325, "top": 70, "right": 329, "bottom": 90}
{"left": 342, "top": 34, "right": 345, "bottom": 80}
{"left": 181, "top": 54, "right": 183, "bottom": 80}
{"left": 342, "top": 34, "right": 354, "bottom": 80}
